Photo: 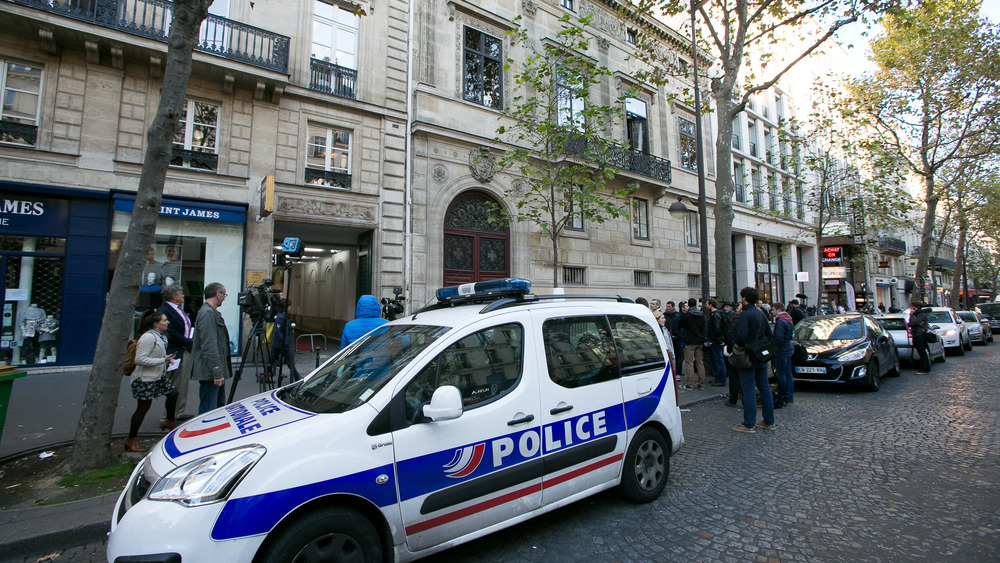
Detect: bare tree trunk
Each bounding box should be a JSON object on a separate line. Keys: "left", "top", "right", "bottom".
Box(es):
{"left": 951, "top": 215, "right": 966, "bottom": 309}
{"left": 912, "top": 172, "right": 937, "bottom": 305}
{"left": 69, "top": 0, "right": 212, "bottom": 471}
{"left": 711, "top": 79, "right": 737, "bottom": 302}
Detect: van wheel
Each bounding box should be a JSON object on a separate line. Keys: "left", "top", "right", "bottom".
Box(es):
{"left": 258, "top": 507, "right": 381, "bottom": 563}
{"left": 620, "top": 427, "right": 669, "bottom": 503}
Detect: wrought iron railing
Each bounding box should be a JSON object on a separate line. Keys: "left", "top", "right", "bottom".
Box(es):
{"left": 876, "top": 236, "right": 907, "bottom": 254}
{"left": 564, "top": 137, "right": 672, "bottom": 184}
{"left": 9, "top": 0, "right": 289, "bottom": 73}
{"left": 309, "top": 59, "right": 357, "bottom": 100}
{"left": 304, "top": 167, "right": 352, "bottom": 189}
{"left": 0, "top": 121, "right": 38, "bottom": 146}
{"left": 170, "top": 147, "right": 217, "bottom": 171}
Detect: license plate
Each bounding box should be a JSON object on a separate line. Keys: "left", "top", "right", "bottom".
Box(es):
{"left": 796, "top": 366, "right": 826, "bottom": 374}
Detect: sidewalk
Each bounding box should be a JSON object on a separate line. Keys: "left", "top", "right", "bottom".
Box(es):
{"left": 0, "top": 365, "right": 725, "bottom": 562}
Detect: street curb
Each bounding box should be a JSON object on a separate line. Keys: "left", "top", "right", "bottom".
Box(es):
{"left": 0, "top": 518, "right": 110, "bottom": 562}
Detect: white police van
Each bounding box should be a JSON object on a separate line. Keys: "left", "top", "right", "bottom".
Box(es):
{"left": 107, "top": 279, "right": 683, "bottom": 562}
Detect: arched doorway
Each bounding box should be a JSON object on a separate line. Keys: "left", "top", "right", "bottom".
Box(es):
{"left": 443, "top": 191, "right": 509, "bottom": 285}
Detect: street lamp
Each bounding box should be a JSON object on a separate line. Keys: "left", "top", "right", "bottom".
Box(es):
{"left": 689, "top": 0, "right": 710, "bottom": 301}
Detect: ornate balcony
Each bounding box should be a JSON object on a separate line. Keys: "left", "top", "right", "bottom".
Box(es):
{"left": 9, "top": 0, "right": 289, "bottom": 73}
{"left": 304, "top": 168, "right": 352, "bottom": 189}
{"left": 564, "top": 137, "right": 672, "bottom": 184}
{"left": 170, "top": 147, "right": 217, "bottom": 171}
{"left": 875, "top": 235, "right": 907, "bottom": 255}
{"left": 309, "top": 59, "right": 358, "bottom": 100}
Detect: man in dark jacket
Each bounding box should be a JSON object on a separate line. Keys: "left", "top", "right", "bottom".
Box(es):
{"left": 908, "top": 302, "right": 932, "bottom": 374}
{"left": 788, "top": 299, "right": 806, "bottom": 325}
{"left": 704, "top": 298, "right": 728, "bottom": 386}
{"left": 679, "top": 298, "right": 707, "bottom": 389}
{"left": 662, "top": 301, "right": 683, "bottom": 377}
{"left": 158, "top": 285, "right": 193, "bottom": 420}
{"left": 771, "top": 302, "right": 795, "bottom": 407}
{"left": 341, "top": 295, "right": 389, "bottom": 350}
{"left": 732, "top": 287, "right": 775, "bottom": 433}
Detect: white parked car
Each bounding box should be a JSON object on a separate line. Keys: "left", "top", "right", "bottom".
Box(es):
{"left": 108, "top": 279, "right": 684, "bottom": 562}
{"left": 924, "top": 307, "right": 972, "bottom": 355}
{"left": 877, "top": 314, "right": 946, "bottom": 365}
{"left": 956, "top": 310, "right": 993, "bottom": 344}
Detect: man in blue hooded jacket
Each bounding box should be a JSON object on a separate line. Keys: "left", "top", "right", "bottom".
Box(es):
{"left": 340, "top": 295, "right": 388, "bottom": 349}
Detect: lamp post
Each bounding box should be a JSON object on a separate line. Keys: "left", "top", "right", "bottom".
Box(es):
{"left": 690, "top": 0, "right": 710, "bottom": 301}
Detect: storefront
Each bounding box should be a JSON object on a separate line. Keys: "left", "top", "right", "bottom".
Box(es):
{"left": 0, "top": 183, "right": 111, "bottom": 367}
{"left": 110, "top": 194, "right": 247, "bottom": 354}
{"left": 754, "top": 240, "right": 785, "bottom": 304}
{"left": 0, "top": 182, "right": 249, "bottom": 368}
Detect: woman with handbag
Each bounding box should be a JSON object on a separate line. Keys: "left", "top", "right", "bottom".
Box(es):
{"left": 125, "top": 310, "right": 178, "bottom": 452}
{"left": 907, "top": 302, "right": 932, "bottom": 375}
{"left": 731, "top": 287, "right": 776, "bottom": 433}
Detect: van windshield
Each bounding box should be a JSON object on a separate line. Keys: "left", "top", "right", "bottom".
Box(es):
{"left": 278, "top": 324, "right": 450, "bottom": 413}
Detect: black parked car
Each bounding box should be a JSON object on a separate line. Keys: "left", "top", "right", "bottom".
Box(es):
{"left": 791, "top": 314, "right": 900, "bottom": 391}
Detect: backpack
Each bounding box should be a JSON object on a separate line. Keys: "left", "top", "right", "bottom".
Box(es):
{"left": 122, "top": 339, "right": 137, "bottom": 376}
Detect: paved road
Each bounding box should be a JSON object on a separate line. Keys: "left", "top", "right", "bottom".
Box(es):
{"left": 12, "top": 344, "right": 1000, "bottom": 562}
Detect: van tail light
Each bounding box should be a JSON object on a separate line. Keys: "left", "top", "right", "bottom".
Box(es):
{"left": 671, "top": 363, "right": 680, "bottom": 407}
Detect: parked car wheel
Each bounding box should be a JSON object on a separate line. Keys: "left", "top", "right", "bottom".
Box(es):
{"left": 964, "top": 335, "right": 973, "bottom": 351}
{"left": 888, "top": 354, "right": 901, "bottom": 377}
{"left": 867, "top": 359, "right": 881, "bottom": 392}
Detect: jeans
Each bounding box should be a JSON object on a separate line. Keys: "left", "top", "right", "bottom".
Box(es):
{"left": 739, "top": 365, "right": 774, "bottom": 428}
{"left": 773, "top": 342, "right": 794, "bottom": 401}
{"left": 198, "top": 380, "right": 226, "bottom": 415}
{"left": 709, "top": 343, "right": 727, "bottom": 383}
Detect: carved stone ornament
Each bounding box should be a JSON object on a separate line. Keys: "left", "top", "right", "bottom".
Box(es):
{"left": 580, "top": 2, "right": 623, "bottom": 36}
{"left": 469, "top": 147, "right": 496, "bottom": 183}
{"left": 432, "top": 163, "right": 449, "bottom": 183}
{"left": 277, "top": 197, "right": 376, "bottom": 223}
{"left": 597, "top": 37, "right": 610, "bottom": 53}
{"left": 523, "top": 0, "right": 537, "bottom": 17}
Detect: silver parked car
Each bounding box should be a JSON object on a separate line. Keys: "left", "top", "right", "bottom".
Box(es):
{"left": 957, "top": 310, "right": 993, "bottom": 344}
{"left": 877, "top": 314, "right": 946, "bottom": 365}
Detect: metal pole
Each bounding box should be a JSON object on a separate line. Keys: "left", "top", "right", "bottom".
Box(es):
{"left": 691, "top": 0, "right": 710, "bottom": 301}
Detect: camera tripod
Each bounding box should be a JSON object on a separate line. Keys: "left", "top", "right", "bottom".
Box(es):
{"left": 227, "top": 314, "right": 278, "bottom": 404}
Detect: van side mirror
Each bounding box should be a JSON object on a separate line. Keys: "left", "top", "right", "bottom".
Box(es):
{"left": 421, "top": 385, "right": 463, "bottom": 421}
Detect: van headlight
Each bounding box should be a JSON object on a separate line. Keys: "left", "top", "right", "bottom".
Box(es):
{"left": 148, "top": 445, "right": 265, "bottom": 507}
{"left": 837, "top": 348, "right": 867, "bottom": 363}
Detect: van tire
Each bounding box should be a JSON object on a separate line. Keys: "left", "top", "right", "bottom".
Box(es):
{"left": 620, "top": 427, "right": 669, "bottom": 503}
{"left": 258, "top": 506, "right": 381, "bottom": 563}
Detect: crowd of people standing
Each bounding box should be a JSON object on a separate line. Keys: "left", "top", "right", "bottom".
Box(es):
{"left": 637, "top": 290, "right": 814, "bottom": 434}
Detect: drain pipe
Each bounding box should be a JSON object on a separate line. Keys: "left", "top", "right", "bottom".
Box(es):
{"left": 403, "top": 0, "right": 415, "bottom": 311}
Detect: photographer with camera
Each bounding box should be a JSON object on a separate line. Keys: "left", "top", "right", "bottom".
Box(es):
{"left": 270, "top": 298, "right": 300, "bottom": 383}
{"left": 381, "top": 287, "right": 406, "bottom": 322}
{"left": 340, "top": 295, "right": 388, "bottom": 350}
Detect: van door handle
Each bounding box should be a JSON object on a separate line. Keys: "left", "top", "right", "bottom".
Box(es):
{"left": 507, "top": 414, "right": 534, "bottom": 426}
{"left": 550, "top": 404, "right": 573, "bottom": 415}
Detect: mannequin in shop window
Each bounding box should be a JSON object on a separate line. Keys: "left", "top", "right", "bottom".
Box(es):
{"left": 17, "top": 303, "right": 46, "bottom": 364}
{"left": 160, "top": 245, "right": 182, "bottom": 286}
{"left": 38, "top": 314, "right": 59, "bottom": 363}
{"left": 141, "top": 247, "right": 163, "bottom": 293}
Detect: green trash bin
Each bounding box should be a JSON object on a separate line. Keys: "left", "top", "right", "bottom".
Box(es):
{"left": 0, "top": 365, "right": 27, "bottom": 448}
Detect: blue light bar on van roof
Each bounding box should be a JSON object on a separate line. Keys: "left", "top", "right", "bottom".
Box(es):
{"left": 436, "top": 278, "right": 532, "bottom": 302}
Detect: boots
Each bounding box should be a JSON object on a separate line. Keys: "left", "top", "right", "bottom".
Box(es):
{"left": 124, "top": 437, "right": 144, "bottom": 452}
{"left": 160, "top": 419, "right": 178, "bottom": 431}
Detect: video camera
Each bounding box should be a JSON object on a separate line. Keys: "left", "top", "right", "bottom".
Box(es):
{"left": 238, "top": 278, "right": 281, "bottom": 322}
{"left": 381, "top": 287, "right": 405, "bottom": 321}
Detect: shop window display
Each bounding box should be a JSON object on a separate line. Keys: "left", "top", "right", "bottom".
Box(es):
{"left": 0, "top": 236, "right": 65, "bottom": 365}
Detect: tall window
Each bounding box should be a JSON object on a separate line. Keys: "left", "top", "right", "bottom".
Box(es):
{"left": 678, "top": 116, "right": 697, "bottom": 171}
{"left": 566, "top": 189, "right": 584, "bottom": 231}
{"left": 0, "top": 60, "right": 42, "bottom": 147}
{"left": 556, "top": 67, "right": 585, "bottom": 129}
{"left": 171, "top": 99, "right": 218, "bottom": 170}
{"left": 768, "top": 174, "right": 778, "bottom": 210}
{"left": 632, "top": 197, "right": 649, "bottom": 240}
{"left": 752, "top": 169, "right": 763, "bottom": 207}
{"left": 306, "top": 125, "right": 352, "bottom": 188}
{"left": 685, "top": 211, "right": 699, "bottom": 247}
{"left": 734, "top": 163, "right": 746, "bottom": 203}
{"left": 463, "top": 27, "right": 502, "bottom": 109}
{"left": 626, "top": 98, "right": 648, "bottom": 153}
{"left": 560, "top": 0, "right": 575, "bottom": 10}
{"left": 312, "top": 1, "right": 359, "bottom": 69}
{"left": 747, "top": 120, "right": 757, "bottom": 157}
